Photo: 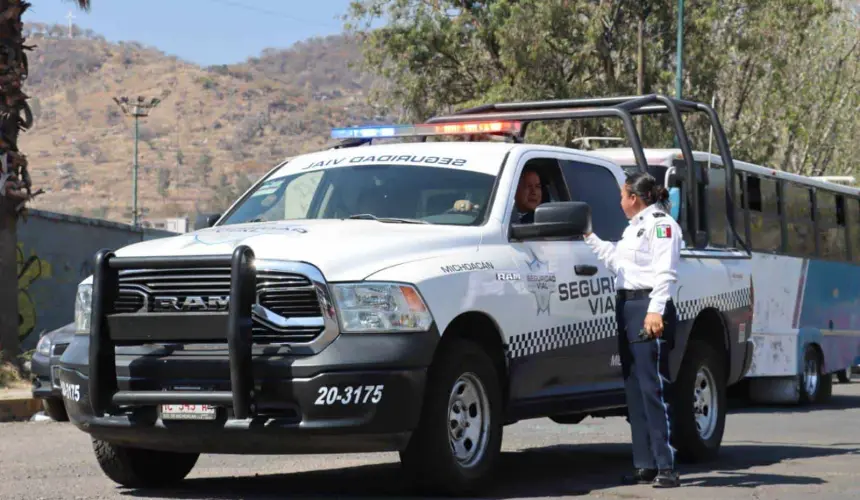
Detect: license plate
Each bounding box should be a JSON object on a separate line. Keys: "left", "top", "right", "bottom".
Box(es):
{"left": 161, "top": 404, "right": 217, "bottom": 420}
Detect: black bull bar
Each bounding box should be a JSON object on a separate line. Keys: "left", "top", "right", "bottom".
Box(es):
{"left": 88, "top": 245, "right": 257, "bottom": 419}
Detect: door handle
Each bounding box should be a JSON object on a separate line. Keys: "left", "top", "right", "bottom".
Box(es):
{"left": 575, "top": 265, "right": 598, "bottom": 276}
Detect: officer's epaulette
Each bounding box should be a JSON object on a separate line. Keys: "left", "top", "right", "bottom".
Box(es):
{"left": 653, "top": 212, "right": 666, "bottom": 218}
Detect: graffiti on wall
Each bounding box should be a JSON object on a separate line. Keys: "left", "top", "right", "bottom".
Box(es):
{"left": 17, "top": 242, "right": 52, "bottom": 340}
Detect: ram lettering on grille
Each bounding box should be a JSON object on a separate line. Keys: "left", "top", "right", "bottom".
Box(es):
{"left": 113, "top": 268, "right": 324, "bottom": 343}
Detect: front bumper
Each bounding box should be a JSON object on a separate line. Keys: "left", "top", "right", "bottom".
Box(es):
{"left": 60, "top": 246, "right": 438, "bottom": 455}
{"left": 60, "top": 328, "right": 436, "bottom": 454}
{"left": 30, "top": 345, "right": 69, "bottom": 400}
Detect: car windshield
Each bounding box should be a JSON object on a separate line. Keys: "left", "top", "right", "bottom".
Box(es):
{"left": 219, "top": 164, "right": 496, "bottom": 226}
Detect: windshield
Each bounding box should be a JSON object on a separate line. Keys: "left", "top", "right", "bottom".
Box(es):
{"left": 220, "top": 164, "right": 496, "bottom": 226}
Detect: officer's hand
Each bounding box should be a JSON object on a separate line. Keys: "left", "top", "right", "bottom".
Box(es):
{"left": 644, "top": 313, "right": 664, "bottom": 338}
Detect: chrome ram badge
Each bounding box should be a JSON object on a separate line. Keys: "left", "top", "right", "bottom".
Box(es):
{"left": 152, "top": 296, "right": 230, "bottom": 312}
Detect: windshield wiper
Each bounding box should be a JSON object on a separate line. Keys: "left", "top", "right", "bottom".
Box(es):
{"left": 347, "top": 213, "right": 430, "bottom": 224}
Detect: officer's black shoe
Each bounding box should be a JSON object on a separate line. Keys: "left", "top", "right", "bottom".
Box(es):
{"left": 621, "top": 468, "right": 657, "bottom": 485}
{"left": 652, "top": 469, "right": 680, "bottom": 488}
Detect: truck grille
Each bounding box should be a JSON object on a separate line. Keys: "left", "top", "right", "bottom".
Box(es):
{"left": 114, "top": 268, "right": 324, "bottom": 344}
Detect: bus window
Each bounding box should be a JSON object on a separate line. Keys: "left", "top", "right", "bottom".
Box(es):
{"left": 817, "top": 190, "right": 848, "bottom": 261}
{"left": 851, "top": 197, "right": 860, "bottom": 264}
{"left": 734, "top": 172, "right": 748, "bottom": 246}
{"left": 784, "top": 182, "right": 816, "bottom": 257}
{"left": 747, "top": 174, "right": 781, "bottom": 252}
{"left": 706, "top": 166, "right": 728, "bottom": 247}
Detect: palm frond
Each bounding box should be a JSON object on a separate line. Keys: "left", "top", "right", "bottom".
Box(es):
{"left": 64, "top": 0, "right": 91, "bottom": 11}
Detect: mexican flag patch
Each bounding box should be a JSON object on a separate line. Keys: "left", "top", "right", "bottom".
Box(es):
{"left": 656, "top": 225, "right": 672, "bottom": 238}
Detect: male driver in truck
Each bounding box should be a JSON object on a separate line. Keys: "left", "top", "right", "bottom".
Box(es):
{"left": 451, "top": 166, "right": 542, "bottom": 223}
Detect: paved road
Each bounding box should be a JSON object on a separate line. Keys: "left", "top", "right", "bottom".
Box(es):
{"left": 2, "top": 383, "right": 859, "bottom": 500}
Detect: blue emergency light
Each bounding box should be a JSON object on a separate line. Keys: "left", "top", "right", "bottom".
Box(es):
{"left": 331, "top": 121, "right": 522, "bottom": 140}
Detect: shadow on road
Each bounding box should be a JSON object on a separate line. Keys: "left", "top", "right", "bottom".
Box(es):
{"left": 727, "top": 387, "right": 860, "bottom": 415}
{"left": 119, "top": 441, "right": 857, "bottom": 499}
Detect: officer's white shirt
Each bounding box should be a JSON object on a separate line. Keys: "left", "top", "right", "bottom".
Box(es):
{"left": 584, "top": 203, "right": 683, "bottom": 316}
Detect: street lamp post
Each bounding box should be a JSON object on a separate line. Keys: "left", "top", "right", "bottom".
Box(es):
{"left": 675, "top": 0, "right": 684, "bottom": 100}
{"left": 113, "top": 94, "right": 166, "bottom": 227}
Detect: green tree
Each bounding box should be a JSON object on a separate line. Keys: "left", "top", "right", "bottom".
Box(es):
{"left": 345, "top": 0, "right": 858, "bottom": 174}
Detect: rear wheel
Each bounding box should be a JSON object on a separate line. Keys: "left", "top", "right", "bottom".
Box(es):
{"left": 400, "top": 337, "right": 503, "bottom": 496}
{"left": 93, "top": 438, "right": 199, "bottom": 488}
{"left": 671, "top": 339, "right": 727, "bottom": 463}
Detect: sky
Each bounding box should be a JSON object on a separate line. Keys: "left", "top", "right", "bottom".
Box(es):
{"left": 22, "top": 0, "right": 365, "bottom": 67}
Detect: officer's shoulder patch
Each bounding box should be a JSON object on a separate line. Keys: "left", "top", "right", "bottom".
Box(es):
{"left": 655, "top": 223, "right": 673, "bottom": 239}
{"left": 652, "top": 212, "right": 666, "bottom": 218}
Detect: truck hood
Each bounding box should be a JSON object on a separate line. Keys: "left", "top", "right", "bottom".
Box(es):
{"left": 113, "top": 219, "right": 484, "bottom": 281}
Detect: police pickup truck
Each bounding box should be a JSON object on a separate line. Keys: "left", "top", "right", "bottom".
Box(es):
{"left": 59, "top": 96, "right": 753, "bottom": 495}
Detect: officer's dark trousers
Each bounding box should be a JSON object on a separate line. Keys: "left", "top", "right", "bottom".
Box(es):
{"left": 616, "top": 294, "right": 677, "bottom": 471}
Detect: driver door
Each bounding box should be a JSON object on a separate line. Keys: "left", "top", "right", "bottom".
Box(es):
{"left": 505, "top": 153, "right": 614, "bottom": 408}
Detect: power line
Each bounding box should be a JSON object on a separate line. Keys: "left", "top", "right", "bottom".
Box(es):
{"left": 201, "top": 0, "right": 343, "bottom": 29}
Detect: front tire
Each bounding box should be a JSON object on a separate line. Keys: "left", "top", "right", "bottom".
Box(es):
{"left": 671, "top": 339, "right": 727, "bottom": 463}
{"left": 42, "top": 397, "right": 68, "bottom": 422}
{"left": 93, "top": 438, "right": 199, "bottom": 488}
{"left": 798, "top": 344, "right": 832, "bottom": 404}
{"left": 400, "top": 337, "right": 503, "bottom": 496}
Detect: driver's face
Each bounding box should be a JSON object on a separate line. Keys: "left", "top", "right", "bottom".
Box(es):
{"left": 515, "top": 171, "right": 542, "bottom": 212}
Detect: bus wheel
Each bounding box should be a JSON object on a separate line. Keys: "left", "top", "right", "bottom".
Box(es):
{"left": 671, "top": 339, "right": 727, "bottom": 463}
{"left": 836, "top": 367, "right": 852, "bottom": 384}
{"left": 399, "top": 337, "right": 503, "bottom": 496}
{"left": 799, "top": 344, "right": 832, "bottom": 404}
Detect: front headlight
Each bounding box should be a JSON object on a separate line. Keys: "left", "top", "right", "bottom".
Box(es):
{"left": 36, "top": 334, "right": 52, "bottom": 356}
{"left": 74, "top": 283, "right": 93, "bottom": 335}
{"left": 331, "top": 283, "right": 433, "bottom": 333}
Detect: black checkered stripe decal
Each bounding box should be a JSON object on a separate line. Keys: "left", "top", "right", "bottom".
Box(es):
{"left": 506, "top": 287, "right": 751, "bottom": 360}
{"left": 676, "top": 287, "right": 751, "bottom": 322}
{"left": 507, "top": 316, "right": 617, "bottom": 360}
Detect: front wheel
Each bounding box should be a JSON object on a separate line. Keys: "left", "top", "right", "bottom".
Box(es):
{"left": 42, "top": 397, "right": 68, "bottom": 422}
{"left": 670, "top": 339, "right": 727, "bottom": 463}
{"left": 400, "top": 337, "right": 503, "bottom": 496}
{"left": 798, "top": 344, "right": 832, "bottom": 404}
{"left": 93, "top": 438, "right": 199, "bottom": 488}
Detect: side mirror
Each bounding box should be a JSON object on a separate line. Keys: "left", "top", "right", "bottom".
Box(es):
{"left": 510, "top": 201, "right": 591, "bottom": 240}
{"left": 194, "top": 213, "right": 221, "bottom": 230}
{"left": 669, "top": 187, "right": 681, "bottom": 220}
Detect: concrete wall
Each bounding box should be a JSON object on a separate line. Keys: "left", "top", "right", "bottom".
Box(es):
{"left": 16, "top": 209, "right": 177, "bottom": 349}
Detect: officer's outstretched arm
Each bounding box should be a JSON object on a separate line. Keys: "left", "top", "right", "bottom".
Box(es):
{"left": 584, "top": 233, "right": 619, "bottom": 274}
{"left": 647, "top": 220, "right": 682, "bottom": 315}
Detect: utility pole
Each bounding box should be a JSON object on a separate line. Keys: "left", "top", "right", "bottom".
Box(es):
{"left": 675, "top": 0, "right": 684, "bottom": 99}
{"left": 113, "top": 94, "right": 167, "bottom": 227}
{"left": 66, "top": 11, "right": 75, "bottom": 38}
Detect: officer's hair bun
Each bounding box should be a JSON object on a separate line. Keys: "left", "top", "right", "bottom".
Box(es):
{"left": 625, "top": 172, "right": 669, "bottom": 206}
{"left": 652, "top": 185, "right": 670, "bottom": 204}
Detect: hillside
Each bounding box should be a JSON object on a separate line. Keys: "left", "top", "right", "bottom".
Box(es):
{"left": 17, "top": 23, "right": 387, "bottom": 225}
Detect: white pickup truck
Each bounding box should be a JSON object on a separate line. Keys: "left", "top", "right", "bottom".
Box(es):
{"left": 59, "top": 96, "right": 754, "bottom": 495}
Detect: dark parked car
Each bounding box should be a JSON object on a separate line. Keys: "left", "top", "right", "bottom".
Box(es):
{"left": 31, "top": 322, "right": 75, "bottom": 421}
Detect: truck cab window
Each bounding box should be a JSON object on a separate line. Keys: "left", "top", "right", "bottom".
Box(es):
{"left": 560, "top": 160, "right": 628, "bottom": 241}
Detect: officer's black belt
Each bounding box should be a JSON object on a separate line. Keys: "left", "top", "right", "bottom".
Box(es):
{"left": 616, "top": 288, "right": 653, "bottom": 300}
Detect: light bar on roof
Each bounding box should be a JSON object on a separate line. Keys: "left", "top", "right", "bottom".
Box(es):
{"left": 331, "top": 121, "right": 522, "bottom": 140}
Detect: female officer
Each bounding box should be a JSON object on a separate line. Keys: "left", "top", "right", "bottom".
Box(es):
{"left": 584, "top": 172, "right": 683, "bottom": 489}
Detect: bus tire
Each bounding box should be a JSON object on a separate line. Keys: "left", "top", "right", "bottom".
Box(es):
{"left": 93, "top": 438, "right": 199, "bottom": 488}
{"left": 400, "top": 337, "right": 503, "bottom": 496}
{"left": 836, "top": 367, "right": 851, "bottom": 384}
{"left": 671, "top": 338, "right": 727, "bottom": 464}
{"left": 799, "top": 344, "right": 832, "bottom": 404}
